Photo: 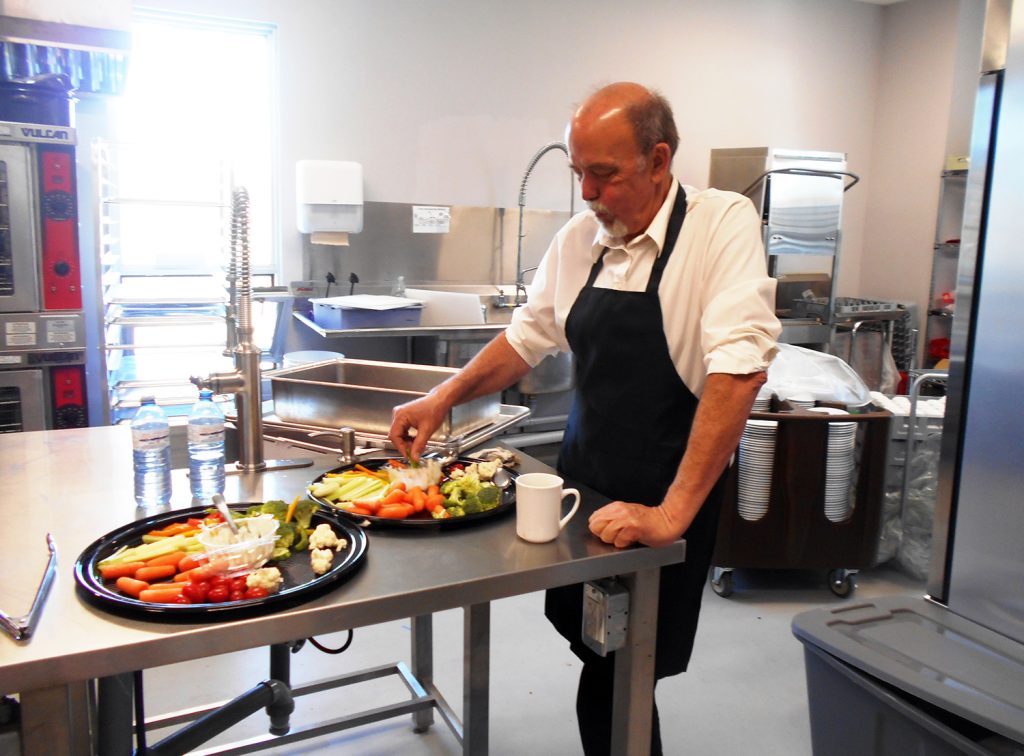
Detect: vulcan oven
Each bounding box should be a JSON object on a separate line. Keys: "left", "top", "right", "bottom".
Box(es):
{"left": 0, "top": 101, "right": 88, "bottom": 431}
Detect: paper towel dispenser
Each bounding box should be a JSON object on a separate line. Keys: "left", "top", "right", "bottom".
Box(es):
{"left": 296, "top": 160, "right": 363, "bottom": 242}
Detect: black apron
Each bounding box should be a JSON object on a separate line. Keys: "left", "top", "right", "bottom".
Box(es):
{"left": 545, "top": 187, "right": 727, "bottom": 677}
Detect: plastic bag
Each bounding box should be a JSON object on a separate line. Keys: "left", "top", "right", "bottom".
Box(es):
{"left": 763, "top": 344, "right": 872, "bottom": 407}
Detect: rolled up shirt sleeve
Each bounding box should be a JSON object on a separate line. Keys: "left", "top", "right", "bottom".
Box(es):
{"left": 659, "top": 189, "right": 780, "bottom": 394}
{"left": 698, "top": 196, "right": 780, "bottom": 376}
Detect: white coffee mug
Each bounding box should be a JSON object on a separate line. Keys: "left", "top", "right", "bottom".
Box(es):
{"left": 515, "top": 472, "right": 581, "bottom": 543}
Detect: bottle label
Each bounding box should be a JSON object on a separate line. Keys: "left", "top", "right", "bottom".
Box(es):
{"left": 133, "top": 428, "right": 170, "bottom": 450}
{"left": 188, "top": 422, "right": 225, "bottom": 445}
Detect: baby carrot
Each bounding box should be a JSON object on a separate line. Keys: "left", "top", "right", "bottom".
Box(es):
{"left": 381, "top": 489, "right": 408, "bottom": 506}
{"left": 178, "top": 554, "right": 203, "bottom": 572}
{"left": 115, "top": 576, "right": 149, "bottom": 598}
{"left": 99, "top": 561, "right": 146, "bottom": 581}
{"left": 409, "top": 487, "right": 427, "bottom": 513}
{"left": 139, "top": 586, "right": 185, "bottom": 603}
{"left": 135, "top": 564, "right": 177, "bottom": 582}
{"left": 377, "top": 504, "right": 414, "bottom": 519}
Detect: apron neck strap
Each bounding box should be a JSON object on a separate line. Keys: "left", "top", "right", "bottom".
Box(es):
{"left": 645, "top": 185, "right": 688, "bottom": 294}
{"left": 583, "top": 184, "right": 689, "bottom": 292}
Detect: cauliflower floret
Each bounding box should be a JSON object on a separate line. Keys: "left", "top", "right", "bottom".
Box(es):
{"left": 310, "top": 548, "right": 334, "bottom": 575}
{"left": 308, "top": 523, "right": 339, "bottom": 551}
{"left": 476, "top": 459, "right": 501, "bottom": 480}
{"left": 246, "top": 567, "right": 283, "bottom": 594}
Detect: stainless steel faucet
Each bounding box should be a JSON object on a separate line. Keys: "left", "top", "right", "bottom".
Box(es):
{"left": 191, "top": 188, "right": 311, "bottom": 474}
{"left": 192, "top": 188, "right": 265, "bottom": 471}
{"left": 514, "top": 141, "right": 575, "bottom": 306}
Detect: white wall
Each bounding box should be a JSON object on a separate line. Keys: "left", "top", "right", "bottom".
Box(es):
{"left": 118, "top": 0, "right": 981, "bottom": 323}
{"left": 861, "top": 0, "right": 984, "bottom": 350}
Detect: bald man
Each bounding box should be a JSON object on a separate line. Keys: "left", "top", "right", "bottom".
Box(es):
{"left": 390, "top": 82, "right": 779, "bottom": 754}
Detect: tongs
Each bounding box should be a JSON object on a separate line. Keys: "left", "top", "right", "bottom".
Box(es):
{"left": 0, "top": 534, "right": 57, "bottom": 641}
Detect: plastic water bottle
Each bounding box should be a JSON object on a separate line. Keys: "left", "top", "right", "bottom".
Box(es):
{"left": 187, "top": 389, "right": 226, "bottom": 504}
{"left": 132, "top": 396, "right": 172, "bottom": 509}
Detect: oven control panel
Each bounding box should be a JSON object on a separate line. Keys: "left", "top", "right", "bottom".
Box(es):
{"left": 39, "top": 145, "right": 81, "bottom": 310}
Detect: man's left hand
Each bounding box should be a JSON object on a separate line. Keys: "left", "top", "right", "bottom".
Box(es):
{"left": 588, "top": 501, "right": 684, "bottom": 549}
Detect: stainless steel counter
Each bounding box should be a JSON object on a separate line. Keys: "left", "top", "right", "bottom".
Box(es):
{"left": 0, "top": 426, "right": 685, "bottom": 755}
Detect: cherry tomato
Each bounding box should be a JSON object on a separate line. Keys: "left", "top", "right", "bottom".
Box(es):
{"left": 231, "top": 576, "right": 249, "bottom": 593}
{"left": 182, "top": 581, "right": 210, "bottom": 603}
{"left": 229, "top": 589, "right": 246, "bottom": 602}
{"left": 208, "top": 575, "right": 228, "bottom": 590}
{"left": 205, "top": 511, "right": 224, "bottom": 523}
{"left": 174, "top": 594, "right": 191, "bottom": 604}
{"left": 244, "top": 586, "right": 269, "bottom": 600}
{"left": 207, "top": 585, "right": 230, "bottom": 603}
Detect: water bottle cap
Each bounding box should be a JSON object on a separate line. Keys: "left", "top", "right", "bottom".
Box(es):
{"left": 199, "top": 389, "right": 214, "bottom": 400}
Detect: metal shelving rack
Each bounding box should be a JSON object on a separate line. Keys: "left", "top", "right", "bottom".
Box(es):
{"left": 923, "top": 169, "right": 967, "bottom": 368}
{"left": 93, "top": 142, "right": 234, "bottom": 424}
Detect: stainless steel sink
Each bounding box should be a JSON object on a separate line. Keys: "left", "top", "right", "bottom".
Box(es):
{"left": 267, "top": 358, "right": 501, "bottom": 441}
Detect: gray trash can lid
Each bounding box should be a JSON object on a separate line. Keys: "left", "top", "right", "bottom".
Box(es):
{"left": 792, "top": 595, "right": 1024, "bottom": 744}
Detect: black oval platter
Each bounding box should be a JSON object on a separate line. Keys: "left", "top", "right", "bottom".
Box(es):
{"left": 74, "top": 502, "right": 368, "bottom": 622}
{"left": 308, "top": 456, "right": 517, "bottom": 529}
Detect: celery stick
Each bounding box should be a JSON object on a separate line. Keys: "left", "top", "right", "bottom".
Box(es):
{"left": 98, "top": 534, "right": 196, "bottom": 566}
{"left": 334, "top": 478, "right": 385, "bottom": 502}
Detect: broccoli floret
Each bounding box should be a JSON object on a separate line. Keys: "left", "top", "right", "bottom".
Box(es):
{"left": 291, "top": 499, "right": 318, "bottom": 530}
{"left": 294, "top": 525, "right": 310, "bottom": 552}
{"left": 444, "top": 505, "right": 466, "bottom": 518}
{"left": 462, "top": 494, "right": 483, "bottom": 515}
{"left": 477, "top": 484, "right": 500, "bottom": 511}
{"left": 442, "top": 474, "right": 483, "bottom": 508}
{"left": 259, "top": 500, "right": 289, "bottom": 519}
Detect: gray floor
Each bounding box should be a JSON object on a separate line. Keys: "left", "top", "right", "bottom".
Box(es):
{"left": 135, "top": 563, "right": 925, "bottom": 755}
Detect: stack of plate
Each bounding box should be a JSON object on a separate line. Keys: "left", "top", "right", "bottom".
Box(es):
{"left": 736, "top": 418, "right": 778, "bottom": 521}
{"left": 807, "top": 407, "right": 857, "bottom": 521}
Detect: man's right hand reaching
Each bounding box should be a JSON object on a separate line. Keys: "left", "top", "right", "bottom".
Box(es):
{"left": 389, "top": 393, "right": 451, "bottom": 461}
{"left": 386, "top": 332, "right": 534, "bottom": 462}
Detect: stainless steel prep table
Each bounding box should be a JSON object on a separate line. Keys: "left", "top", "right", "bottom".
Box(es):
{"left": 0, "top": 426, "right": 685, "bottom": 755}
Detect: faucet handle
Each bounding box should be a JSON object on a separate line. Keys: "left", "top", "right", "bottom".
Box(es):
{"left": 339, "top": 427, "right": 356, "bottom": 466}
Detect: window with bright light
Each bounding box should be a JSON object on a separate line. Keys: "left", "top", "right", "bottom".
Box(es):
{"left": 109, "top": 11, "right": 277, "bottom": 275}
{"left": 99, "top": 11, "right": 279, "bottom": 420}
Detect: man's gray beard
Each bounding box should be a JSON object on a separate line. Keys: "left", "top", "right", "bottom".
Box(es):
{"left": 589, "top": 203, "right": 629, "bottom": 238}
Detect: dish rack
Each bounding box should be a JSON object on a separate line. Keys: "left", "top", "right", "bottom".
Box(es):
{"left": 710, "top": 401, "right": 892, "bottom": 598}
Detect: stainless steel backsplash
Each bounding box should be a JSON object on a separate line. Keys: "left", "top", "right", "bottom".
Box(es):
{"left": 303, "top": 201, "right": 571, "bottom": 292}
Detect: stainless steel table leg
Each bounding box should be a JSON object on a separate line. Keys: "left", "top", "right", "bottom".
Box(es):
{"left": 20, "top": 682, "right": 92, "bottom": 756}
{"left": 611, "top": 567, "right": 660, "bottom": 756}
{"left": 410, "top": 614, "right": 435, "bottom": 732}
{"left": 463, "top": 602, "right": 490, "bottom": 755}
{"left": 97, "top": 673, "right": 134, "bottom": 755}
